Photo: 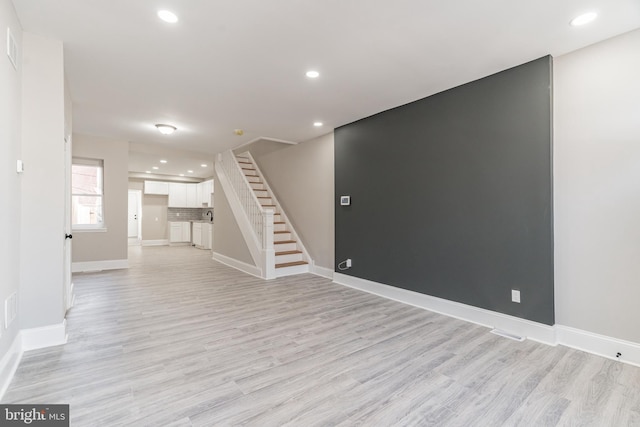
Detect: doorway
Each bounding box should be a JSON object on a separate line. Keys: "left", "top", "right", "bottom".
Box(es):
{"left": 128, "top": 190, "right": 142, "bottom": 245}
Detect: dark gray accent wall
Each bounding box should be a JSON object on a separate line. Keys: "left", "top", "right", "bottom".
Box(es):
{"left": 335, "top": 56, "right": 554, "bottom": 325}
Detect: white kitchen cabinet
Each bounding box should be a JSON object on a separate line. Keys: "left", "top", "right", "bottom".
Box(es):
{"left": 202, "top": 223, "right": 212, "bottom": 249}
{"left": 144, "top": 180, "right": 169, "bottom": 195}
{"left": 186, "top": 184, "right": 198, "bottom": 207}
{"left": 199, "top": 180, "right": 214, "bottom": 207}
{"left": 168, "top": 183, "right": 187, "bottom": 207}
{"left": 169, "top": 221, "right": 191, "bottom": 243}
{"left": 193, "top": 222, "right": 212, "bottom": 249}
{"left": 192, "top": 222, "right": 202, "bottom": 246}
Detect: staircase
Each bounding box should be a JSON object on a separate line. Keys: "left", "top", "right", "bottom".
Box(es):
{"left": 235, "top": 154, "right": 310, "bottom": 276}
{"left": 214, "top": 149, "right": 311, "bottom": 279}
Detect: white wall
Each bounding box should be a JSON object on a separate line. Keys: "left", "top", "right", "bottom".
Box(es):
{"left": 72, "top": 134, "right": 129, "bottom": 264}
{"left": 19, "top": 32, "right": 66, "bottom": 330}
{"left": 0, "top": 0, "right": 23, "bottom": 358}
{"left": 554, "top": 29, "right": 640, "bottom": 343}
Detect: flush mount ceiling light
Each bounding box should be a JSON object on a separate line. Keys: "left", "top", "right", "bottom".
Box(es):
{"left": 306, "top": 70, "right": 320, "bottom": 78}
{"left": 152, "top": 166, "right": 159, "bottom": 170}
{"left": 155, "top": 124, "right": 177, "bottom": 135}
{"left": 201, "top": 164, "right": 207, "bottom": 167}
{"left": 187, "top": 170, "right": 194, "bottom": 173}
{"left": 157, "top": 10, "right": 178, "bottom": 23}
{"left": 570, "top": 12, "right": 597, "bottom": 26}
{"left": 160, "top": 159, "right": 167, "bottom": 163}
{"left": 313, "top": 122, "right": 323, "bottom": 127}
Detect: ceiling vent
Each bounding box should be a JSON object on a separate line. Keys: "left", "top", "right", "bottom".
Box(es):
{"left": 6, "top": 27, "right": 17, "bottom": 70}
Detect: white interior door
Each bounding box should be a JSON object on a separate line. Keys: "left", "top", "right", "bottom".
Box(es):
{"left": 63, "top": 134, "right": 74, "bottom": 312}
{"left": 128, "top": 191, "right": 140, "bottom": 238}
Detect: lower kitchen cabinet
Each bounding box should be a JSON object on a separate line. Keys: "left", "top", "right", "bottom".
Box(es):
{"left": 193, "top": 222, "right": 212, "bottom": 249}
{"left": 169, "top": 221, "right": 191, "bottom": 243}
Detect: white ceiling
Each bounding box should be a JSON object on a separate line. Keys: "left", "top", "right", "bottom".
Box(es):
{"left": 12, "top": 0, "right": 640, "bottom": 168}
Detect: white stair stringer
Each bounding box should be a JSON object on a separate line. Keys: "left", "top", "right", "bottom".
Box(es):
{"left": 236, "top": 151, "right": 311, "bottom": 277}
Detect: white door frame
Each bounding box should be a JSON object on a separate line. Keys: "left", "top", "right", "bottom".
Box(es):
{"left": 63, "top": 134, "right": 74, "bottom": 312}
{"left": 128, "top": 189, "right": 142, "bottom": 241}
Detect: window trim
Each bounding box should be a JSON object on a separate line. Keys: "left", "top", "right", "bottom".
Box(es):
{"left": 71, "top": 157, "right": 105, "bottom": 230}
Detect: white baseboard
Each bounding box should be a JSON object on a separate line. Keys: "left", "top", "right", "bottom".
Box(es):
{"left": 556, "top": 325, "right": 640, "bottom": 367}
{"left": 311, "top": 263, "right": 334, "bottom": 280}
{"left": 333, "top": 273, "right": 557, "bottom": 346}
{"left": 21, "top": 319, "right": 68, "bottom": 351}
{"left": 0, "top": 333, "right": 23, "bottom": 401}
{"left": 72, "top": 259, "right": 129, "bottom": 273}
{"left": 141, "top": 239, "right": 169, "bottom": 246}
{"left": 212, "top": 252, "right": 262, "bottom": 278}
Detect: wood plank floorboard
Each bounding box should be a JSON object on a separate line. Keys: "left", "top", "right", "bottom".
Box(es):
{"left": 3, "top": 245, "right": 640, "bottom": 426}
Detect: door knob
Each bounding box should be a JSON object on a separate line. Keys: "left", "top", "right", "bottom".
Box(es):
{"left": 65, "top": 234, "right": 73, "bottom": 240}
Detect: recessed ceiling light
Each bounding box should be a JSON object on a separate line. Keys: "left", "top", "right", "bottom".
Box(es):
{"left": 570, "top": 12, "right": 597, "bottom": 26}
{"left": 179, "top": 174, "right": 184, "bottom": 177}
{"left": 306, "top": 70, "right": 320, "bottom": 78}
{"left": 145, "top": 171, "right": 151, "bottom": 174}
{"left": 157, "top": 10, "right": 178, "bottom": 23}
{"left": 155, "top": 124, "right": 177, "bottom": 135}
{"left": 313, "top": 122, "right": 323, "bottom": 127}
{"left": 152, "top": 166, "right": 159, "bottom": 170}
{"left": 201, "top": 164, "right": 207, "bottom": 167}
{"left": 187, "top": 170, "right": 194, "bottom": 173}
{"left": 160, "top": 159, "right": 167, "bottom": 163}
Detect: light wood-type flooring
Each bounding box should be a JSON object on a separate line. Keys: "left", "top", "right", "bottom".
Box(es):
{"left": 4, "top": 246, "right": 640, "bottom": 426}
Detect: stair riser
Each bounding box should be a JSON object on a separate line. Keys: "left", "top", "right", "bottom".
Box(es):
{"left": 253, "top": 189, "right": 268, "bottom": 197}
{"left": 274, "top": 223, "right": 286, "bottom": 232}
{"left": 250, "top": 183, "right": 265, "bottom": 190}
{"left": 274, "top": 232, "right": 292, "bottom": 242}
{"left": 275, "top": 253, "right": 304, "bottom": 264}
{"left": 259, "top": 198, "right": 273, "bottom": 206}
{"left": 246, "top": 176, "right": 261, "bottom": 183}
{"left": 274, "top": 214, "right": 282, "bottom": 222}
{"left": 274, "top": 242, "right": 297, "bottom": 252}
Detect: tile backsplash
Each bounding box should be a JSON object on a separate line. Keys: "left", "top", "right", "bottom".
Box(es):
{"left": 167, "top": 208, "right": 213, "bottom": 222}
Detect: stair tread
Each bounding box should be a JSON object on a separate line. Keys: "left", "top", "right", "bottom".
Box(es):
{"left": 274, "top": 231, "right": 290, "bottom": 234}
{"left": 274, "top": 240, "right": 296, "bottom": 244}
{"left": 275, "top": 221, "right": 285, "bottom": 224}
{"left": 257, "top": 196, "right": 271, "bottom": 199}
{"left": 276, "top": 250, "right": 302, "bottom": 255}
{"left": 276, "top": 261, "right": 309, "bottom": 268}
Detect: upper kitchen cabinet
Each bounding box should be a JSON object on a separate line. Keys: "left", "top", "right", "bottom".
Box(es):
{"left": 198, "top": 180, "right": 214, "bottom": 207}
{"left": 168, "top": 183, "right": 187, "bottom": 207}
{"left": 186, "top": 184, "right": 198, "bottom": 207}
{"left": 144, "top": 180, "right": 169, "bottom": 195}
{"left": 168, "top": 181, "right": 214, "bottom": 207}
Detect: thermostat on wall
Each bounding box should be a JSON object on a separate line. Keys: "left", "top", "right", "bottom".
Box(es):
{"left": 340, "top": 196, "right": 351, "bottom": 206}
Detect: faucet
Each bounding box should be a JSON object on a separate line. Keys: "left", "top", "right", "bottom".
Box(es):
{"left": 206, "top": 210, "right": 213, "bottom": 222}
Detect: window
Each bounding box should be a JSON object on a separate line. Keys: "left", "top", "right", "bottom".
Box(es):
{"left": 72, "top": 158, "right": 104, "bottom": 229}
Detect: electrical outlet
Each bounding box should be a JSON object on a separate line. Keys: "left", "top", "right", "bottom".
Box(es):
{"left": 511, "top": 289, "right": 521, "bottom": 303}
{"left": 346, "top": 259, "right": 352, "bottom": 268}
